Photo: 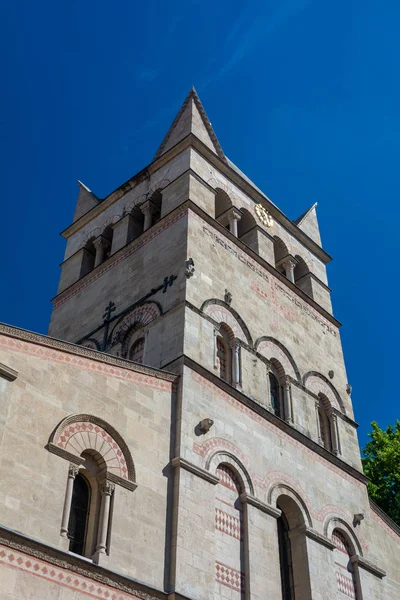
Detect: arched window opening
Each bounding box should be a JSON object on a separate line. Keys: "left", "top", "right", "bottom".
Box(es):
{"left": 216, "top": 323, "right": 237, "bottom": 386}
{"left": 80, "top": 239, "right": 96, "bottom": 278}
{"left": 68, "top": 473, "right": 90, "bottom": 556}
{"left": 101, "top": 226, "right": 113, "bottom": 262}
{"left": 150, "top": 190, "right": 162, "bottom": 225}
{"left": 269, "top": 372, "right": 283, "bottom": 418}
{"left": 318, "top": 395, "right": 333, "bottom": 452}
{"left": 215, "top": 464, "right": 245, "bottom": 598}
{"left": 129, "top": 337, "right": 145, "bottom": 363}
{"left": 276, "top": 495, "right": 312, "bottom": 600}
{"left": 128, "top": 206, "right": 145, "bottom": 243}
{"left": 217, "top": 336, "right": 229, "bottom": 382}
{"left": 332, "top": 529, "right": 359, "bottom": 599}
{"left": 237, "top": 209, "right": 256, "bottom": 238}
{"left": 294, "top": 255, "right": 314, "bottom": 299}
{"left": 277, "top": 512, "right": 294, "bottom": 600}
{"left": 273, "top": 237, "right": 289, "bottom": 275}
{"left": 215, "top": 188, "right": 232, "bottom": 220}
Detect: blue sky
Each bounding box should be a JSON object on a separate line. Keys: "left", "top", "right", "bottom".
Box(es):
{"left": 1, "top": 1, "right": 399, "bottom": 447}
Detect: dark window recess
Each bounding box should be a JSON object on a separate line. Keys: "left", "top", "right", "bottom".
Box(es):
{"left": 68, "top": 473, "right": 90, "bottom": 556}
{"left": 270, "top": 372, "right": 282, "bottom": 418}
{"left": 277, "top": 514, "right": 295, "bottom": 600}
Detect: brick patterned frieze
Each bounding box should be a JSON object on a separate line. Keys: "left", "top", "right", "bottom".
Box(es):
{"left": 215, "top": 561, "right": 245, "bottom": 593}
{"left": 251, "top": 280, "right": 338, "bottom": 337}
{"left": 0, "top": 334, "right": 172, "bottom": 392}
{"left": 0, "top": 545, "right": 143, "bottom": 600}
{"left": 335, "top": 571, "right": 356, "bottom": 599}
{"left": 215, "top": 508, "right": 242, "bottom": 540}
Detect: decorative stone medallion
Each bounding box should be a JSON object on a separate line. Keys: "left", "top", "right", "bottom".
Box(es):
{"left": 255, "top": 203, "right": 273, "bottom": 227}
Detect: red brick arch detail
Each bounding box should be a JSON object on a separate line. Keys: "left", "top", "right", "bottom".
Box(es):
{"left": 50, "top": 414, "right": 135, "bottom": 482}
{"left": 203, "top": 305, "right": 249, "bottom": 345}
{"left": 112, "top": 303, "right": 161, "bottom": 344}
{"left": 193, "top": 437, "right": 256, "bottom": 488}
{"left": 262, "top": 471, "right": 315, "bottom": 524}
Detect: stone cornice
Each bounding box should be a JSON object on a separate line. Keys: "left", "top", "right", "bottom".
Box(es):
{"left": 240, "top": 493, "right": 282, "bottom": 518}
{"left": 351, "top": 554, "right": 386, "bottom": 578}
{"left": 61, "top": 133, "right": 331, "bottom": 266}
{"left": 171, "top": 457, "right": 219, "bottom": 485}
{"left": 179, "top": 355, "right": 368, "bottom": 486}
{"left": 0, "top": 361, "right": 18, "bottom": 381}
{"left": 0, "top": 323, "right": 177, "bottom": 384}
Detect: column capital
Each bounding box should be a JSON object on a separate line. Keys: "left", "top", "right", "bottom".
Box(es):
{"left": 93, "top": 235, "right": 110, "bottom": 250}
{"left": 68, "top": 464, "right": 80, "bottom": 479}
{"left": 226, "top": 207, "right": 242, "bottom": 222}
{"left": 139, "top": 199, "right": 157, "bottom": 215}
{"left": 100, "top": 481, "right": 115, "bottom": 496}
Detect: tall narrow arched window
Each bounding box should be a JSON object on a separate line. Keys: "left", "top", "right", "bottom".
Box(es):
{"left": 129, "top": 337, "right": 145, "bottom": 363}
{"left": 217, "top": 336, "right": 229, "bottom": 382}
{"left": 68, "top": 473, "right": 90, "bottom": 556}
{"left": 276, "top": 495, "right": 312, "bottom": 599}
{"left": 277, "top": 512, "right": 294, "bottom": 600}
{"left": 269, "top": 372, "right": 283, "bottom": 418}
{"left": 318, "top": 400, "right": 333, "bottom": 451}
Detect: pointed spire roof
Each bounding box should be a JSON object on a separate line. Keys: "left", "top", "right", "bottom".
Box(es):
{"left": 154, "top": 87, "right": 225, "bottom": 161}
{"left": 294, "top": 203, "right": 322, "bottom": 246}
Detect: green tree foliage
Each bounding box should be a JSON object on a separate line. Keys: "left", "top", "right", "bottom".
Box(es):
{"left": 362, "top": 421, "right": 400, "bottom": 526}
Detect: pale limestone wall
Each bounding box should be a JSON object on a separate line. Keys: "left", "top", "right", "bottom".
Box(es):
{"left": 189, "top": 149, "right": 328, "bottom": 284}
{"left": 184, "top": 210, "right": 358, "bottom": 461}
{"left": 175, "top": 365, "right": 397, "bottom": 599}
{"left": 0, "top": 333, "right": 174, "bottom": 590}
{"left": 63, "top": 150, "right": 190, "bottom": 261}
{"left": 49, "top": 211, "right": 189, "bottom": 352}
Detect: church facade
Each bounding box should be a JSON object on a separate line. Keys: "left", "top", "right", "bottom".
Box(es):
{"left": 0, "top": 89, "right": 399, "bottom": 599}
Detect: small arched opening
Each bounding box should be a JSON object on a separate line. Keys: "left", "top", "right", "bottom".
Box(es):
{"left": 215, "top": 188, "right": 232, "bottom": 221}
{"left": 273, "top": 237, "right": 289, "bottom": 275}
{"left": 150, "top": 190, "right": 162, "bottom": 225}
{"left": 80, "top": 238, "right": 96, "bottom": 278}
{"left": 318, "top": 394, "right": 333, "bottom": 452}
{"left": 216, "top": 323, "right": 235, "bottom": 385}
{"left": 128, "top": 205, "right": 145, "bottom": 243}
{"left": 129, "top": 336, "right": 145, "bottom": 363}
{"left": 268, "top": 359, "right": 286, "bottom": 419}
{"left": 294, "top": 255, "right": 314, "bottom": 299}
